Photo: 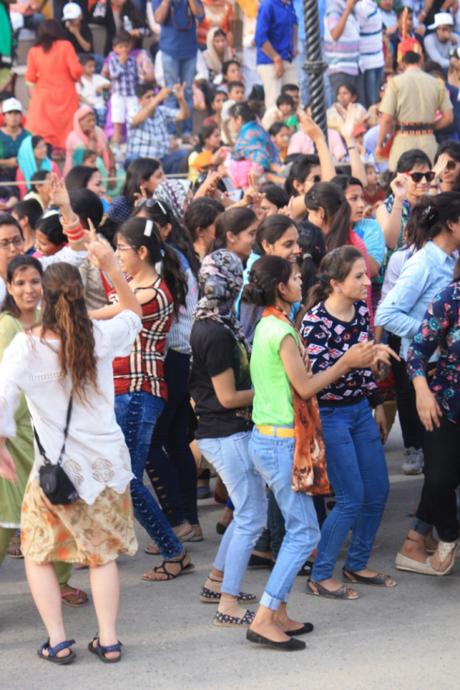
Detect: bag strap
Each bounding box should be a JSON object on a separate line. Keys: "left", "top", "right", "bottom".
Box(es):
{"left": 33, "top": 397, "right": 73, "bottom": 467}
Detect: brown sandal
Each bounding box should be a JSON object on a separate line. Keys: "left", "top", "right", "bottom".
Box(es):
{"left": 142, "top": 552, "right": 195, "bottom": 582}
{"left": 60, "top": 584, "right": 89, "bottom": 607}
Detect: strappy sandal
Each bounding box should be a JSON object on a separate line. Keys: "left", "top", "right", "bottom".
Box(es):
{"left": 142, "top": 553, "right": 195, "bottom": 581}
{"left": 306, "top": 579, "right": 359, "bottom": 600}
{"left": 213, "top": 609, "right": 256, "bottom": 627}
{"left": 88, "top": 637, "right": 122, "bottom": 664}
{"left": 343, "top": 567, "right": 397, "bottom": 588}
{"left": 37, "top": 639, "right": 76, "bottom": 665}
{"left": 60, "top": 584, "right": 89, "bottom": 608}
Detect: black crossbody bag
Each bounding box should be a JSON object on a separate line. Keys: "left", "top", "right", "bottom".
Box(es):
{"left": 35, "top": 398, "right": 79, "bottom": 505}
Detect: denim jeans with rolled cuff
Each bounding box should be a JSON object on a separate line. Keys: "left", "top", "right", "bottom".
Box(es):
{"left": 249, "top": 428, "right": 320, "bottom": 610}
{"left": 115, "top": 391, "right": 183, "bottom": 559}
{"left": 197, "top": 431, "right": 267, "bottom": 597}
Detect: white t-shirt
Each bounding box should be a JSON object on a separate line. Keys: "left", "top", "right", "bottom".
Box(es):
{"left": 0, "top": 310, "right": 142, "bottom": 504}
{"left": 77, "top": 74, "right": 111, "bottom": 110}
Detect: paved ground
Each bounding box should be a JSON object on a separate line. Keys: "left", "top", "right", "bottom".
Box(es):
{"left": 1, "top": 422, "right": 460, "bottom": 690}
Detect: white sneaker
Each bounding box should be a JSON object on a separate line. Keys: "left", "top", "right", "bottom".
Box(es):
{"left": 402, "top": 447, "right": 424, "bottom": 475}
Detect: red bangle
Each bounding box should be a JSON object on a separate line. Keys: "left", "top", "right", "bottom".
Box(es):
{"left": 65, "top": 227, "right": 85, "bottom": 241}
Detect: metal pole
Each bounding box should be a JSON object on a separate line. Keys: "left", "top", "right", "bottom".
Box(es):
{"left": 303, "top": 0, "right": 328, "bottom": 138}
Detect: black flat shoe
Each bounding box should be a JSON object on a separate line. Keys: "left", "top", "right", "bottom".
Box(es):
{"left": 285, "top": 622, "right": 314, "bottom": 636}
{"left": 246, "top": 629, "right": 306, "bottom": 651}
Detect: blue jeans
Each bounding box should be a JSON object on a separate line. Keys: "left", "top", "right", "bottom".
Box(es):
{"left": 114, "top": 391, "right": 183, "bottom": 559}
{"left": 198, "top": 432, "right": 267, "bottom": 597}
{"left": 312, "top": 399, "right": 389, "bottom": 581}
{"left": 249, "top": 428, "right": 320, "bottom": 610}
{"left": 146, "top": 350, "right": 198, "bottom": 526}
{"left": 362, "top": 66, "right": 384, "bottom": 108}
{"left": 161, "top": 52, "right": 196, "bottom": 136}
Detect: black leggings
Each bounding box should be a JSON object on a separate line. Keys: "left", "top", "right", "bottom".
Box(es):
{"left": 416, "top": 416, "right": 460, "bottom": 543}
{"left": 388, "top": 334, "right": 424, "bottom": 450}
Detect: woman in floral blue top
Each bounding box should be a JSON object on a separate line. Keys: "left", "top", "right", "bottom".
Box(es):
{"left": 229, "top": 102, "right": 282, "bottom": 176}
{"left": 404, "top": 266, "right": 460, "bottom": 577}
{"left": 301, "top": 246, "right": 398, "bottom": 600}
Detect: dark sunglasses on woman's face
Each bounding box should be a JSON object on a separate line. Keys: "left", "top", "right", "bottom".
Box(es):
{"left": 406, "top": 171, "right": 436, "bottom": 183}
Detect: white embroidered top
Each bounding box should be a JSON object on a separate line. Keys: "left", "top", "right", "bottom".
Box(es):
{"left": 0, "top": 310, "right": 142, "bottom": 504}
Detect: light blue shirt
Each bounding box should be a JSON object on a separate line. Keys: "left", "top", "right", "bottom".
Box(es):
{"left": 375, "top": 241, "right": 457, "bottom": 359}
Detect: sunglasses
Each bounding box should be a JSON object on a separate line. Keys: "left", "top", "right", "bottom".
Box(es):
{"left": 406, "top": 171, "right": 436, "bottom": 183}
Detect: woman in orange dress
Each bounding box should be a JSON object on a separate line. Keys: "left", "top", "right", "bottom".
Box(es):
{"left": 25, "top": 20, "right": 83, "bottom": 150}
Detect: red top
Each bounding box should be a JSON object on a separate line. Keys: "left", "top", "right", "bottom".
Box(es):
{"left": 112, "top": 277, "right": 173, "bottom": 399}
{"left": 350, "top": 231, "right": 374, "bottom": 324}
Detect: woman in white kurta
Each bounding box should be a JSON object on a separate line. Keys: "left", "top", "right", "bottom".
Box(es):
{"left": 0, "top": 238, "right": 142, "bottom": 664}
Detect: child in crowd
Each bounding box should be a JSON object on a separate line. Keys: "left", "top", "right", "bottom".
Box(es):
{"left": 262, "top": 94, "right": 296, "bottom": 132}
{"left": 363, "top": 163, "right": 386, "bottom": 207}
{"left": 203, "top": 90, "right": 228, "bottom": 128}
{"left": 106, "top": 31, "right": 139, "bottom": 146}
{"left": 33, "top": 211, "right": 67, "bottom": 257}
{"left": 221, "top": 81, "right": 246, "bottom": 144}
{"left": 77, "top": 55, "right": 111, "bottom": 127}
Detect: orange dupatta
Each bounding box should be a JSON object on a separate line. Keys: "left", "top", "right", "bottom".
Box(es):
{"left": 262, "top": 307, "right": 330, "bottom": 495}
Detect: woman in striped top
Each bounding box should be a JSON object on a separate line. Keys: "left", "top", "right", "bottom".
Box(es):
{"left": 91, "top": 216, "right": 193, "bottom": 581}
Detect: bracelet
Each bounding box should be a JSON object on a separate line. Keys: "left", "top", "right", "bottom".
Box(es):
{"left": 347, "top": 145, "right": 356, "bottom": 151}
{"left": 66, "top": 229, "right": 85, "bottom": 242}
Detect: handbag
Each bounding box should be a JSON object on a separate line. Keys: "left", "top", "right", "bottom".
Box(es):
{"left": 35, "top": 398, "right": 79, "bottom": 506}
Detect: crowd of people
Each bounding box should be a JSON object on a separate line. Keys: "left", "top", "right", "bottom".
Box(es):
{"left": 0, "top": 0, "right": 459, "bottom": 664}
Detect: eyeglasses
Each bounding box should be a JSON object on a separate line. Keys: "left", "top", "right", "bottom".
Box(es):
{"left": 116, "top": 244, "right": 135, "bottom": 252}
{"left": 0, "top": 236, "right": 24, "bottom": 249}
{"left": 406, "top": 171, "right": 436, "bottom": 183}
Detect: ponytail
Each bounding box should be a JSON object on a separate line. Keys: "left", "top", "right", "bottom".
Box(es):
{"left": 304, "top": 182, "right": 351, "bottom": 251}
{"left": 306, "top": 245, "right": 363, "bottom": 309}
{"left": 242, "top": 255, "right": 292, "bottom": 307}
{"left": 406, "top": 193, "right": 460, "bottom": 247}
{"left": 119, "top": 217, "right": 188, "bottom": 315}
{"left": 41, "top": 263, "right": 97, "bottom": 402}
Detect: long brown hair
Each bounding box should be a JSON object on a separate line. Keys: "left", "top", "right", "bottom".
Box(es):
{"left": 41, "top": 263, "right": 98, "bottom": 401}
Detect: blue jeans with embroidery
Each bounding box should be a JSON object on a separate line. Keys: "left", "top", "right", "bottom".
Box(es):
{"left": 311, "top": 399, "right": 389, "bottom": 581}
{"left": 115, "top": 391, "right": 183, "bottom": 559}
{"left": 198, "top": 431, "right": 267, "bottom": 597}
{"left": 249, "top": 428, "right": 320, "bottom": 610}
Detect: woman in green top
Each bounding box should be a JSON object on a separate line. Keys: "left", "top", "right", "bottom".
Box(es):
{"left": 243, "top": 255, "right": 380, "bottom": 651}
{"left": 0, "top": 255, "right": 87, "bottom": 607}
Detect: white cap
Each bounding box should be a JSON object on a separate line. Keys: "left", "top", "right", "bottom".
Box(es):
{"left": 2, "top": 97, "right": 23, "bottom": 114}
{"left": 428, "top": 12, "right": 454, "bottom": 30}
{"left": 62, "top": 2, "right": 82, "bottom": 21}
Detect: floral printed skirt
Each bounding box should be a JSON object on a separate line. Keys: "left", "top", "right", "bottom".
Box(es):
{"left": 21, "top": 481, "right": 138, "bottom": 567}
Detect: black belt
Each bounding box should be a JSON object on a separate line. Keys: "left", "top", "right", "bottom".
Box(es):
{"left": 397, "top": 123, "right": 433, "bottom": 135}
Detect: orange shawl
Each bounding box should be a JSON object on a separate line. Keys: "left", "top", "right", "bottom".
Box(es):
{"left": 262, "top": 307, "right": 330, "bottom": 495}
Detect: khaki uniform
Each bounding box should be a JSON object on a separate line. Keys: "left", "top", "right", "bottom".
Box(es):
{"left": 380, "top": 67, "right": 452, "bottom": 171}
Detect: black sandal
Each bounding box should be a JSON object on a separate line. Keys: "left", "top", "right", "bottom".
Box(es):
{"left": 306, "top": 579, "right": 359, "bottom": 600}
{"left": 142, "top": 552, "right": 195, "bottom": 581}
{"left": 37, "top": 639, "right": 76, "bottom": 665}
{"left": 88, "top": 637, "right": 122, "bottom": 663}
{"left": 342, "top": 567, "right": 397, "bottom": 587}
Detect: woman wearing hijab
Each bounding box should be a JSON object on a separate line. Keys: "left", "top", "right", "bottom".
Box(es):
{"left": 16, "top": 135, "right": 60, "bottom": 199}
{"left": 196, "top": 27, "right": 234, "bottom": 83}
{"left": 190, "top": 249, "right": 267, "bottom": 628}
{"left": 64, "top": 106, "right": 113, "bottom": 177}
